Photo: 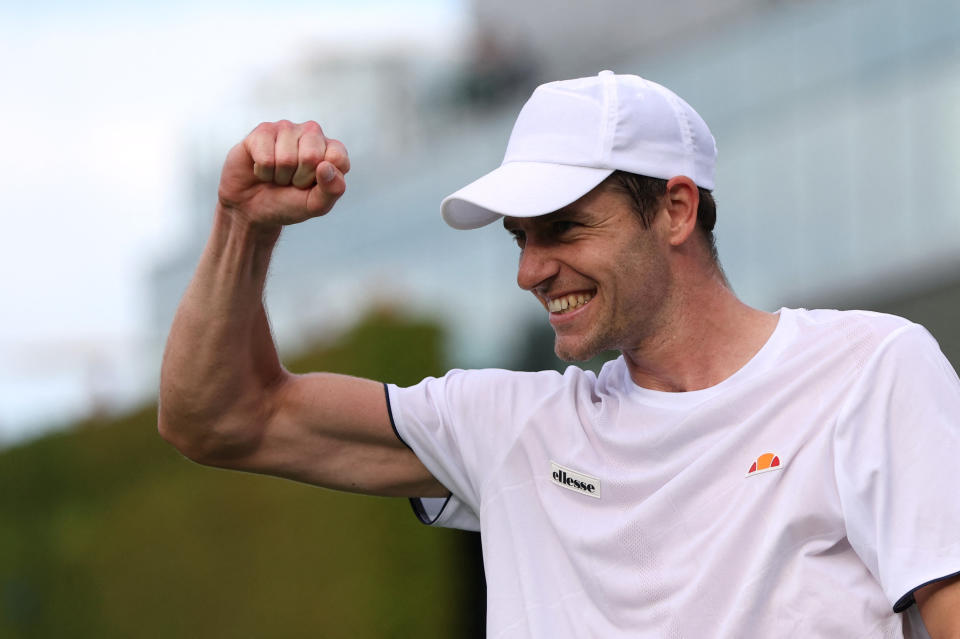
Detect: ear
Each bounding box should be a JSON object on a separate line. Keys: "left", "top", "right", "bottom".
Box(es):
{"left": 663, "top": 176, "right": 700, "bottom": 247}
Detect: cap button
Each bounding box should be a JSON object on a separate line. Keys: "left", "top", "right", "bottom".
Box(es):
{"left": 599, "top": 70, "right": 614, "bottom": 77}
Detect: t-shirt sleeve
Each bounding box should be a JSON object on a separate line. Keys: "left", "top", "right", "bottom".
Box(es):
{"left": 833, "top": 323, "right": 960, "bottom": 612}
{"left": 386, "top": 368, "right": 567, "bottom": 531}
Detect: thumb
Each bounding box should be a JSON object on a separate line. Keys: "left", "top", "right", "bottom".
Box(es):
{"left": 305, "top": 161, "right": 346, "bottom": 216}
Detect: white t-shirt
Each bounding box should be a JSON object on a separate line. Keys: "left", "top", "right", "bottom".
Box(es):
{"left": 386, "top": 308, "right": 960, "bottom": 638}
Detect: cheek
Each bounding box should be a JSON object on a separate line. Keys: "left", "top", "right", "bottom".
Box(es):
{"left": 613, "top": 248, "right": 670, "bottom": 303}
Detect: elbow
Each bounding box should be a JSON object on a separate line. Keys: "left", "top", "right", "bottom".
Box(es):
{"left": 156, "top": 397, "right": 243, "bottom": 465}
{"left": 156, "top": 377, "right": 216, "bottom": 462}
{"left": 157, "top": 407, "right": 215, "bottom": 464}
{"left": 157, "top": 411, "right": 255, "bottom": 466}
{"left": 156, "top": 370, "right": 291, "bottom": 465}
{"left": 156, "top": 388, "right": 279, "bottom": 466}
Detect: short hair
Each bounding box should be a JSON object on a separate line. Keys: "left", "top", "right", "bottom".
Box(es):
{"left": 605, "top": 171, "right": 720, "bottom": 264}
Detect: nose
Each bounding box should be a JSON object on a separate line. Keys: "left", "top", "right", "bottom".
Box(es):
{"left": 516, "top": 241, "right": 560, "bottom": 292}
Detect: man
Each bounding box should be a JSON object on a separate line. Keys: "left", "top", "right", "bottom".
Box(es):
{"left": 159, "top": 71, "right": 960, "bottom": 637}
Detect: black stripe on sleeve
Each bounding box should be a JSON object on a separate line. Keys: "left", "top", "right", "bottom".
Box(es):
{"left": 410, "top": 495, "right": 453, "bottom": 526}
{"left": 893, "top": 568, "right": 960, "bottom": 612}
{"left": 383, "top": 384, "right": 453, "bottom": 526}
{"left": 383, "top": 383, "right": 412, "bottom": 451}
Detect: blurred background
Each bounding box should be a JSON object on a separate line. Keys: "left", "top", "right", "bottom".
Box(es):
{"left": 2, "top": 0, "right": 958, "bottom": 635}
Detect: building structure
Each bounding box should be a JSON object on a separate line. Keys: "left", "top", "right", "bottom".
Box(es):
{"left": 152, "top": 0, "right": 960, "bottom": 374}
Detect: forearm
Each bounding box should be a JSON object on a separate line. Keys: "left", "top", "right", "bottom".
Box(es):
{"left": 158, "top": 205, "right": 285, "bottom": 459}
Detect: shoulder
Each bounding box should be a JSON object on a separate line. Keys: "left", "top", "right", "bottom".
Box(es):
{"left": 767, "top": 308, "right": 955, "bottom": 394}
{"left": 813, "top": 308, "right": 960, "bottom": 423}
{"left": 393, "top": 364, "right": 607, "bottom": 411}
{"left": 435, "top": 365, "right": 593, "bottom": 391}
{"left": 786, "top": 307, "right": 923, "bottom": 356}
{"left": 789, "top": 307, "right": 915, "bottom": 335}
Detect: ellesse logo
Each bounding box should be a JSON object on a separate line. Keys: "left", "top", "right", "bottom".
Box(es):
{"left": 745, "top": 452, "right": 784, "bottom": 477}
{"left": 550, "top": 461, "right": 601, "bottom": 499}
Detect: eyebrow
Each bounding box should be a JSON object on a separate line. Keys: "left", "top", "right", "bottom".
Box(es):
{"left": 503, "top": 208, "right": 581, "bottom": 231}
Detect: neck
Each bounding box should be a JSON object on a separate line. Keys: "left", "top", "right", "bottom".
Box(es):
{"left": 621, "top": 270, "right": 778, "bottom": 392}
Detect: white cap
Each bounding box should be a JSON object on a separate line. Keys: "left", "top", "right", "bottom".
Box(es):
{"left": 441, "top": 70, "right": 718, "bottom": 230}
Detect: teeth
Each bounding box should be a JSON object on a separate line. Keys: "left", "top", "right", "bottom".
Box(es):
{"left": 547, "top": 292, "right": 593, "bottom": 314}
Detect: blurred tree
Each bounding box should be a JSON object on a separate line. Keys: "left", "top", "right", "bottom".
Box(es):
{"left": 0, "top": 309, "right": 483, "bottom": 639}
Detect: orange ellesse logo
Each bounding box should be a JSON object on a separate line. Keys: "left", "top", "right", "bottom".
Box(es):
{"left": 745, "top": 452, "right": 783, "bottom": 477}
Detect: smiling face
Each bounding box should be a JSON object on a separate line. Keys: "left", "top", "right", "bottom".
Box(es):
{"left": 504, "top": 183, "right": 675, "bottom": 362}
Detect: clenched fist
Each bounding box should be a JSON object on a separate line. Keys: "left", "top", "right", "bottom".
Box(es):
{"left": 217, "top": 120, "right": 351, "bottom": 228}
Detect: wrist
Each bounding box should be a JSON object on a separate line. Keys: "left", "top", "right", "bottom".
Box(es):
{"left": 214, "top": 203, "right": 283, "bottom": 246}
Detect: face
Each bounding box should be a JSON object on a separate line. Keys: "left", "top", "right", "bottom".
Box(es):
{"left": 504, "top": 184, "right": 674, "bottom": 362}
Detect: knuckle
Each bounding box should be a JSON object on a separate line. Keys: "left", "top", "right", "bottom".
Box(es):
{"left": 276, "top": 119, "right": 294, "bottom": 130}
{"left": 253, "top": 121, "right": 275, "bottom": 135}
{"left": 325, "top": 141, "right": 350, "bottom": 169}
{"left": 299, "top": 148, "right": 323, "bottom": 166}
{"left": 300, "top": 120, "right": 323, "bottom": 135}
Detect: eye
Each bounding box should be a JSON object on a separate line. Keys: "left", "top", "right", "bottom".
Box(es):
{"left": 508, "top": 230, "right": 525, "bottom": 248}
{"left": 552, "top": 220, "right": 577, "bottom": 234}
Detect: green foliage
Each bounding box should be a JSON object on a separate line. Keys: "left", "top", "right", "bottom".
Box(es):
{"left": 287, "top": 307, "right": 446, "bottom": 384}
{"left": 0, "top": 310, "right": 472, "bottom": 638}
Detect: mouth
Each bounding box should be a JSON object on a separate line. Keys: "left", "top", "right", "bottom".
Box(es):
{"left": 545, "top": 291, "right": 594, "bottom": 315}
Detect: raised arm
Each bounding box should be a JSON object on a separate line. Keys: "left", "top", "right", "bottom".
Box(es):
{"left": 158, "top": 121, "right": 446, "bottom": 498}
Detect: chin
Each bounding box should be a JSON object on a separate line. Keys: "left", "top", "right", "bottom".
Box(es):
{"left": 554, "top": 339, "right": 603, "bottom": 363}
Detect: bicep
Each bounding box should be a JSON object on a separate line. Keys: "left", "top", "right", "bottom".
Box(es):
{"left": 915, "top": 575, "right": 960, "bottom": 639}
{"left": 208, "top": 371, "right": 448, "bottom": 498}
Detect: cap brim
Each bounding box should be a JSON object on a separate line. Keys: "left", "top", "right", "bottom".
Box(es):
{"left": 441, "top": 162, "right": 615, "bottom": 230}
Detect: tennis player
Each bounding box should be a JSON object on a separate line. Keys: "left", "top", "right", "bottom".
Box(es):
{"left": 159, "top": 71, "right": 960, "bottom": 638}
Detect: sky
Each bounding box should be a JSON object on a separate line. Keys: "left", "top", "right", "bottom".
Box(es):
{"left": 0, "top": 0, "right": 467, "bottom": 445}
